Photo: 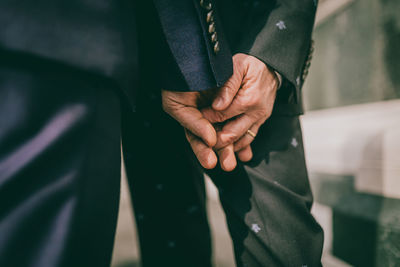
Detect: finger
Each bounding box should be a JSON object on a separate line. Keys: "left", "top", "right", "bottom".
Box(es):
{"left": 172, "top": 106, "right": 217, "bottom": 147}
{"left": 234, "top": 123, "right": 261, "bottom": 152}
{"left": 216, "top": 144, "right": 237, "bottom": 172}
{"left": 212, "top": 54, "right": 246, "bottom": 110}
{"left": 162, "top": 90, "right": 217, "bottom": 147}
{"left": 212, "top": 74, "right": 242, "bottom": 111}
{"left": 185, "top": 130, "right": 218, "bottom": 169}
{"left": 214, "top": 114, "right": 254, "bottom": 149}
{"left": 201, "top": 100, "right": 246, "bottom": 124}
{"left": 237, "top": 145, "right": 253, "bottom": 162}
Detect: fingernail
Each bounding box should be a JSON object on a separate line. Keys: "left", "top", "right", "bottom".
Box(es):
{"left": 207, "top": 151, "right": 218, "bottom": 169}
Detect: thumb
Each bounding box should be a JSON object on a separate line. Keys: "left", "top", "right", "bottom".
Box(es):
{"left": 212, "top": 56, "right": 245, "bottom": 111}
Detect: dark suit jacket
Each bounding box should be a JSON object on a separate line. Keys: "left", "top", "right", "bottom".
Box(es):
{"left": 0, "top": 0, "right": 316, "bottom": 114}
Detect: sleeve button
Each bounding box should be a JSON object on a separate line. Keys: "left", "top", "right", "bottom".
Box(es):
{"left": 206, "top": 11, "right": 214, "bottom": 23}
{"left": 211, "top": 32, "right": 218, "bottom": 43}
{"left": 213, "top": 41, "right": 220, "bottom": 54}
{"left": 200, "top": 0, "right": 212, "bottom": 10}
{"left": 208, "top": 23, "right": 215, "bottom": 34}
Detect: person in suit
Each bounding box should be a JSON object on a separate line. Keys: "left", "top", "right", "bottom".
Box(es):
{"left": 0, "top": 0, "right": 323, "bottom": 267}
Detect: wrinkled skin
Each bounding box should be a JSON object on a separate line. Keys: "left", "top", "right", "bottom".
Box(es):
{"left": 162, "top": 53, "right": 278, "bottom": 171}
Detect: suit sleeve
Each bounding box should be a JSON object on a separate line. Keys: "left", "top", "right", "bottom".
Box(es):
{"left": 223, "top": 0, "right": 317, "bottom": 103}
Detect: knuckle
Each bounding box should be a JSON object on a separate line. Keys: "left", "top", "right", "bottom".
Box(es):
{"left": 221, "top": 132, "right": 237, "bottom": 145}
{"left": 247, "top": 96, "right": 259, "bottom": 107}
{"left": 239, "top": 94, "right": 258, "bottom": 108}
{"left": 236, "top": 96, "right": 249, "bottom": 108}
{"left": 214, "top": 111, "right": 226, "bottom": 122}
{"left": 226, "top": 134, "right": 237, "bottom": 144}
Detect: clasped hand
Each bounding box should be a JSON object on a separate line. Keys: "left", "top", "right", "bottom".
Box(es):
{"left": 162, "top": 54, "right": 278, "bottom": 171}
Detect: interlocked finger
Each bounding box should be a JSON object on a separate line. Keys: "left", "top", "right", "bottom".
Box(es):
{"left": 234, "top": 123, "right": 261, "bottom": 152}
{"left": 237, "top": 145, "right": 253, "bottom": 162}
{"left": 216, "top": 144, "right": 237, "bottom": 172}
{"left": 185, "top": 130, "right": 218, "bottom": 169}
{"left": 214, "top": 114, "right": 254, "bottom": 150}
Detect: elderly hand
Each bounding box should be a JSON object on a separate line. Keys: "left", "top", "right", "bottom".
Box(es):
{"left": 202, "top": 53, "right": 279, "bottom": 171}
{"left": 162, "top": 53, "right": 278, "bottom": 172}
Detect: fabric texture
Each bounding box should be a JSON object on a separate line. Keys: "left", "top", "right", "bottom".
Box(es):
{"left": 0, "top": 0, "right": 139, "bottom": 107}
{"left": 0, "top": 0, "right": 316, "bottom": 114}
{"left": 0, "top": 59, "right": 122, "bottom": 267}
{"left": 0, "top": 1, "right": 322, "bottom": 266}
{"left": 217, "top": 0, "right": 317, "bottom": 102}
{"left": 122, "top": 91, "right": 324, "bottom": 266}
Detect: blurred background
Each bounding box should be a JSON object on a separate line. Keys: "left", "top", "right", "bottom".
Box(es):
{"left": 111, "top": 0, "right": 400, "bottom": 266}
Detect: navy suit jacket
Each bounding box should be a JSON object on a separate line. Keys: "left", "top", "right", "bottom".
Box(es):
{"left": 0, "top": 0, "right": 316, "bottom": 114}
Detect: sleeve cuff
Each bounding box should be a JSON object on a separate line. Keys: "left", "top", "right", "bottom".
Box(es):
{"left": 274, "top": 71, "right": 283, "bottom": 90}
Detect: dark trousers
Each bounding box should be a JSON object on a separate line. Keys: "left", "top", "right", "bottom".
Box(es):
{"left": 0, "top": 60, "right": 323, "bottom": 267}
{"left": 123, "top": 92, "right": 324, "bottom": 267}
{"left": 0, "top": 61, "right": 122, "bottom": 267}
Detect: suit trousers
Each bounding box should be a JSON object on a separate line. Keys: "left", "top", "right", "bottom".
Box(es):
{"left": 122, "top": 92, "right": 324, "bottom": 267}
{"left": 0, "top": 59, "right": 122, "bottom": 267}
{"left": 0, "top": 57, "right": 323, "bottom": 266}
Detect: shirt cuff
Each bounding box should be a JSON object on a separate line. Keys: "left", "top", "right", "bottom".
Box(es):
{"left": 274, "top": 71, "right": 283, "bottom": 90}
